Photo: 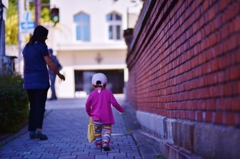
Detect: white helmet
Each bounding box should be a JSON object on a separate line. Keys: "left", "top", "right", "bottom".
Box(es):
{"left": 92, "top": 73, "right": 107, "bottom": 86}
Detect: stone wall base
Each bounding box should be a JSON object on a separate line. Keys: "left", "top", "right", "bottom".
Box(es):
{"left": 136, "top": 111, "right": 240, "bottom": 159}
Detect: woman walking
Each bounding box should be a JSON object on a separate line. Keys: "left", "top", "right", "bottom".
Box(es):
{"left": 22, "top": 25, "right": 65, "bottom": 140}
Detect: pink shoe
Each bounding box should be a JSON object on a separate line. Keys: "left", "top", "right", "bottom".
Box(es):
{"left": 95, "top": 142, "right": 102, "bottom": 148}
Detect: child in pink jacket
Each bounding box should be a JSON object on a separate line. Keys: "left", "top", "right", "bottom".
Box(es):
{"left": 85, "top": 73, "right": 124, "bottom": 151}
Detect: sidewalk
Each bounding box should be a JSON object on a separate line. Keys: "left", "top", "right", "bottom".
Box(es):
{"left": 0, "top": 96, "right": 163, "bottom": 159}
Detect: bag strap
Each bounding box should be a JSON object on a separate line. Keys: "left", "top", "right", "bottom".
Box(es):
{"left": 89, "top": 117, "right": 93, "bottom": 123}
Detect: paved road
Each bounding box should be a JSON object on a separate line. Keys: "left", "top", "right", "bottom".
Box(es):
{"left": 0, "top": 96, "right": 141, "bottom": 159}
{"left": 0, "top": 95, "right": 162, "bottom": 159}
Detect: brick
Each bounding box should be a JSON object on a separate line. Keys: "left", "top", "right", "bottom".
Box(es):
{"left": 197, "top": 89, "right": 204, "bottom": 99}
{"left": 204, "top": 87, "right": 210, "bottom": 98}
{"left": 231, "top": 81, "right": 239, "bottom": 96}
{"left": 235, "top": 114, "right": 240, "bottom": 127}
{"left": 166, "top": 111, "right": 171, "bottom": 117}
{"left": 179, "top": 111, "right": 184, "bottom": 119}
{"left": 227, "top": 35, "right": 238, "bottom": 52}
{"left": 228, "top": 22, "right": 235, "bottom": 37}
{"left": 221, "top": 54, "right": 232, "bottom": 70}
{"left": 202, "top": 63, "right": 211, "bottom": 75}
{"left": 204, "top": 24, "right": 211, "bottom": 37}
{"left": 211, "top": 60, "right": 219, "bottom": 72}
{"left": 214, "top": 43, "right": 224, "bottom": 57}
{"left": 198, "top": 77, "right": 205, "bottom": 87}
{"left": 226, "top": 113, "right": 235, "bottom": 125}
{"left": 216, "top": 84, "right": 224, "bottom": 97}
{"left": 196, "top": 67, "right": 203, "bottom": 77}
{"left": 217, "top": 71, "right": 225, "bottom": 83}
{"left": 189, "top": 111, "right": 195, "bottom": 120}
{"left": 238, "top": 81, "right": 240, "bottom": 94}
{"left": 206, "top": 73, "right": 216, "bottom": 85}
{"left": 224, "top": 83, "right": 234, "bottom": 96}
{"left": 205, "top": 112, "right": 212, "bottom": 122}
{"left": 200, "top": 39, "right": 206, "bottom": 52}
{"left": 209, "top": 33, "right": 218, "bottom": 47}
{"left": 175, "top": 111, "right": 180, "bottom": 118}
{"left": 221, "top": 98, "right": 232, "bottom": 111}
{"left": 229, "top": 66, "right": 240, "bottom": 80}
{"left": 203, "top": 0, "right": 209, "bottom": 11}
{"left": 213, "top": 15, "right": 222, "bottom": 30}
{"left": 234, "top": 16, "right": 240, "bottom": 32}
{"left": 207, "top": 99, "right": 216, "bottom": 111}
{"left": 197, "top": 31, "right": 202, "bottom": 43}
{"left": 200, "top": 100, "right": 207, "bottom": 110}
{"left": 220, "top": 25, "right": 230, "bottom": 41}
{"left": 206, "top": 49, "right": 214, "bottom": 61}
{"left": 231, "top": 52, "right": 237, "bottom": 65}
{"left": 196, "top": 111, "right": 203, "bottom": 122}
{"left": 208, "top": 5, "right": 216, "bottom": 22}
{"left": 231, "top": 97, "right": 240, "bottom": 111}
{"left": 214, "top": 112, "right": 223, "bottom": 124}
{"left": 222, "top": 3, "right": 237, "bottom": 23}
{"left": 219, "top": 0, "right": 231, "bottom": 12}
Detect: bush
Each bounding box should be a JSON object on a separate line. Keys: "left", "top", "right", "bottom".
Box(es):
{"left": 0, "top": 72, "right": 29, "bottom": 133}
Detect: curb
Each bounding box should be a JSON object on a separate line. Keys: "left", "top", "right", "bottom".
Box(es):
{"left": 131, "top": 130, "right": 165, "bottom": 159}
{"left": 121, "top": 101, "right": 164, "bottom": 159}
{"left": 0, "top": 109, "right": 52, "bottom": 148}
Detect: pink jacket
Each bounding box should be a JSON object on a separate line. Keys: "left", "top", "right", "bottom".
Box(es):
{"left": 85, "top": 88, "right": 124, "bottom": 124}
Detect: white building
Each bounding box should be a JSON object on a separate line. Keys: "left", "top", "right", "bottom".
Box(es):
{"left": 47, "top": 0, "right": 143, "bottom": 98}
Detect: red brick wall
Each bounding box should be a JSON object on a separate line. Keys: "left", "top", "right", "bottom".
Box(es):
{"left": 126, "top": 0, "right": 240, "bottom": 127}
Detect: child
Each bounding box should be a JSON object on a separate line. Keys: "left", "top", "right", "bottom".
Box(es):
{"left": 85, "top": 73, "right": 124, "bottom": 151}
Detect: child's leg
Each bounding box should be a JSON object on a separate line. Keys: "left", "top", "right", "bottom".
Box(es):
{"left": 93, "top": 121, "right": 103, "bottom": 147}
{"left": 102, "top": 125, "right": 112, "bottom": 151}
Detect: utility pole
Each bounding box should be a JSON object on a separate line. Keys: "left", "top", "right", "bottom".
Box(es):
{"left": 127, "top": 7, "right": 129, "bottom": 28}
{"left": 17, "top": 0, "right": 24, "bottom": 74}
{"left": 34, "top": 0, "right": 40, "bottom": 27}
{"left": 0, "top": 1, "right": 5, "bottom": 57}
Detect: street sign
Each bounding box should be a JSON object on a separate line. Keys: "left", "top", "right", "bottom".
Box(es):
{"left": 23, "top": 11, "right": 32, "bottom": 21}
{"left": 20, "top": 21, "right": 35, "bottom": 30}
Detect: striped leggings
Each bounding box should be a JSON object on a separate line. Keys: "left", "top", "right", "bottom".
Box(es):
{"left": 93, "top": 121, "right": 112, "bottom": 145}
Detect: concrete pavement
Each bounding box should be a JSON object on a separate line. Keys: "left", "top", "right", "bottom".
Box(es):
{"left": 0, "top": 95, "right": 163, "bottom": 159}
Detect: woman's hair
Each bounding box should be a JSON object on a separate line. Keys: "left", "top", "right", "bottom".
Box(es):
{"left": 27, "top": 25, "right": 48, "bottom": 44}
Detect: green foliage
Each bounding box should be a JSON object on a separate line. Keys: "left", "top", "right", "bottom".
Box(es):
{"left": 5, "top": 0, "right": 51, "bottom": 46}
{"left": 40, "top": 7, "right": 51, "bottom": 24}
{"left": 0, "top": 72, "right": 29, "bottom": 133}
{"left": 27, "top": 0, "right": 51, "bottom": 24}
{"left": 5, "top": 0, "right": 18, "bottom": 45}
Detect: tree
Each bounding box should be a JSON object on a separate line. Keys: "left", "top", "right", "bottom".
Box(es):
{"left": 5, "top": 0, "right": 18, "bottom": 45}
{"left": 5, "top": 0, "right": 51, "bottom": 46}
{"left": 40, "top": 7, "right": 51, "bottom": 24}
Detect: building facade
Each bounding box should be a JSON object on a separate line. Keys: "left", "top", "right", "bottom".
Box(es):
{"left": 48, "top": 0, "right": 143, "bottom": 98}
{"left": 0, "top": 0, "right": 9, "bottom": 73}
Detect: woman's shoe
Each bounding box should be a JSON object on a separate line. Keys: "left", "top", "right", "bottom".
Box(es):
{"left": 35, "top": 130, "right": 48, "bottom": 140}
{"left": 29, "top": 131, "right": 36, "bottom": 139}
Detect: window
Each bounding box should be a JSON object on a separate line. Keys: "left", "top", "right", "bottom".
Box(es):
{"left": 74, "top": 13, "right": 90, "bottom": 41}
{"left": 106, "top": 12, "right": 122, "bottom": 40}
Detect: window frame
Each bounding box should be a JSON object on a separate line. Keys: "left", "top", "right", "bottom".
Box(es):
{"left": 106, "top": 12, "right": 122, "bottom": 41}
{"left": 74, "top": 12, "right": 90, "bottom": 42}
